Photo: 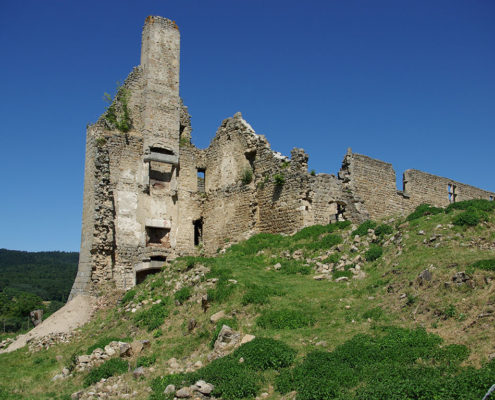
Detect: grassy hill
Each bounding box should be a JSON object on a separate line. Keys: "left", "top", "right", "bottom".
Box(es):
{"left": 0, "top": 200, "right": 494, "bottom": 399}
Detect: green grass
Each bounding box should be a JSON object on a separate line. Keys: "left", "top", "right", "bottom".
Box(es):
{"left": 352, "top": 220, "right": 377, "bottom": 236}
{"left": 276, "top": 327, "right": 493, "bottom": 400}
{"left": 1, "top": 215, "right": 495, "bottom": 399}
{"left": 257, "top": 309, "right": 315, "bottom": 330}
{"left": 83, "top": 358, "right": 128, "bottom": 387}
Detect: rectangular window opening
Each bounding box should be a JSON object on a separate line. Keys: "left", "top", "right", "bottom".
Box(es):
{"left": 490, "top": 196, "right": 494, "bottom": 201}
{"left": 146, "top": 227, "right": 171, "bottom": 248}
{"left": 197, "top": 168, "right": 205, "bottom": 193}
{"left": 149, "top": 162, "right": 173, "bottom": 189}
{"left": 193, "top": 218, "right": 203, "bottom": 246}
{"left": 447, "top": 183, "right": 457, "bottom": 203}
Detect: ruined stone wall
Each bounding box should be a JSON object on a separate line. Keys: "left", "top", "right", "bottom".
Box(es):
{"left": 341, "top": 151, "right": 495, "bottom": 221}
{"left": 71, "top": 15, "right": 495, "bottom": 298}
{"left": 310, "top": 174, "right": 368, "bottom": 226}
{"left": 404, "top": 169, "right": 494, "bottom": 208}
{"left": 69, "top": 127, "right": 98, "bottom": 299}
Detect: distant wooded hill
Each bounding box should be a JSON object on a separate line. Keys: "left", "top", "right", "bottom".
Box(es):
{"left": 0, "top": 249, "right": 78, "bottom": 302}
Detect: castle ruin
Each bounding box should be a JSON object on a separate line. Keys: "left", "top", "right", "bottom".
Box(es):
{"left": 69, "top": 16, "right": 495, "bottom": 299}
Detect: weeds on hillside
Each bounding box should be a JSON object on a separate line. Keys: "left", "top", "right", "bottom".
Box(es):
{"left": 275, "top": 327, "right": 494, "bottom": 400}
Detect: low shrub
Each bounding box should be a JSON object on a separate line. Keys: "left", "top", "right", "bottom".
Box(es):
{"left": 470, "top": 258, "right": 495, "bottom": 271}
{"left": 174, "top": 287, "right": 192, "bottom": 304}
{"left": 121, "top": 289, "right": 136, "bottom": 304}
{"left": 274, "top": 327, "right": 493, "bottom": 400}
{"left": 352, "top": 220, "right": 377, "bottom": 236}
{"left": 333, "top": 270, "right": 353, "bottom": 280}
{"left": 193, "top": 356, "right": 260, "bottom": 400}
{"left": 257, "top": 309, "right": 315, "bottom": 329}
{"left": 273, "top": 174, "right": 285, "bottom": 186}
{"left": 232, "top": 338, "right": 296, "bottom": 370}
{"left": 210, "top": 318, "right": 238, "bottom": 349}
{"left": 365, "top": 245, "right": 383, "bottom": 261}
{"left": 83, "top": 358, "right": 128, "bottom": 387}
{"left": 133, "top": 303, "right": 168, "bottom": 331}
{"left": 406, "top": 204, "right": 443, "bottom": 221}
{"left": 375, "top": 224, "right": 394, "bottom": 236}
{"left": 279, "top": 260, "right": 311, "bottom": 275}
{"left": 453, "top": 207, "right": 488, "bottom": 227}
{"left": 86, "top": 337, "right": 131, "bottom": 355}
{"left": 241, "top": 168, "right": 253, "bottom": 185}
{"left": 136, "top": 354, "right": 156, "bottom": 368}
{"left": 322, "top": 253, "right": 340, "bottom": 264}
{"left": 445, "top": 199, "right": 495, "bottom": 213}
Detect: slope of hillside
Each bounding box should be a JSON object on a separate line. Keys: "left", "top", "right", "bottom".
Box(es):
{"left": 0, "top": 200, "right": 494, "bottom": 400}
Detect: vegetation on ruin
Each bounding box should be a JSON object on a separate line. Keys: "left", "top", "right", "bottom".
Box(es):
{"left": 1, "top": 201, "right": 495, "bottom": 399}
{"left": 273, "top": 173, "right": 285, "bottom": 186}
{"left": 240, "top": 168, "right": 253, "bottom": 185}
{"left": 104, "top": 83, "right": 132, "bottom": 133}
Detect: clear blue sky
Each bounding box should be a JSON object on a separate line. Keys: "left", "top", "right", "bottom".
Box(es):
{"left": 0, "top": 0, "right": 494, "bottom": 251}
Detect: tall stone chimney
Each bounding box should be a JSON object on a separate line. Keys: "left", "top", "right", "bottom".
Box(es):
{"left": 140, "top": 16, "right": 181, "bottom": 155}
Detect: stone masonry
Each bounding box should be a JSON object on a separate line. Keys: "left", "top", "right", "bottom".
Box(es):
{"left": 69, "top": 16, "right": 495, "bottom": 298}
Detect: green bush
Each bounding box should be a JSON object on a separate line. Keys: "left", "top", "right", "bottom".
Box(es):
{"left": 445, "top": 199, "right": 495, "bottom": 213}
{"left": 406, "top": 204, "right": 443, "bottom": 221}
{"left": 121, "top": 289, "right": 136, "bottom": 304}
{"left": 292, "top": 222, "right": 348, "bottom": 241}
{"left": 228, "top": 233, "right": 289, "bottom": 255}
{"left": 174, "top": 287, "right": 192, "bottom": 304}
{"left": 274, "top": 327, "right": 494, "bottom": 400}
{"left": 133, "top": 303, "right": 168, "bottom": 331}
{"left": 352, "top": 220, "right": 377, "bottom": 236}
{"left": 136, "top": 354, "right": 156, "bottom": 368}
{"left": 241, "top": 168, "right": 253, "bottom": 185}
{"left": 279, "top": 260, "right": 311, "bottom": 275}
{"left": 86, "top": 337, "right": 131, "bottom": 355}
{"left": 452, "top": 206, "right": 488, "bottom": 226}
{"left": 210, "top": 318, "right": 238, "bottom": 349}
{"left": 333, "top": 270, "right": 353, "bottom": 280}
{"left": 375, "top": 224, "right": 394, "bottom": 236}
{"left": 232, "top": 338, "right": 296, "bottom": 370}
{"left": 470, "top": 258, "right": 495, "bottom": 271}
{"left": 192, "top": 356, "right": 260, "bottom": 400}
{"left": 122, "top": 289, "right": 136, "bottom": 304}
{"left": 322, "top": 253, "right": 341, "bottom": 264}
{"left": 83, "top": 358, "right": 128, "bottom": 387}
{"left": 365, "top": 245, "right": 383, "bottom": 261}
{"left": 257, "top": 309, "right": 315, "bottom": 329}
{"left": 273, "top": 174, "right": 285, "bottom": 186}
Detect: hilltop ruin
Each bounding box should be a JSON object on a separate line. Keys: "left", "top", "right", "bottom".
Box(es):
{"left": 69, "top": 16, "right": 495, "bottom": 299}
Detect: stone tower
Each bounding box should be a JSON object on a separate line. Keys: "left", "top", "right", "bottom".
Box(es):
{"left": 70, "top": 17, "right": 182, "bottom": 299}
